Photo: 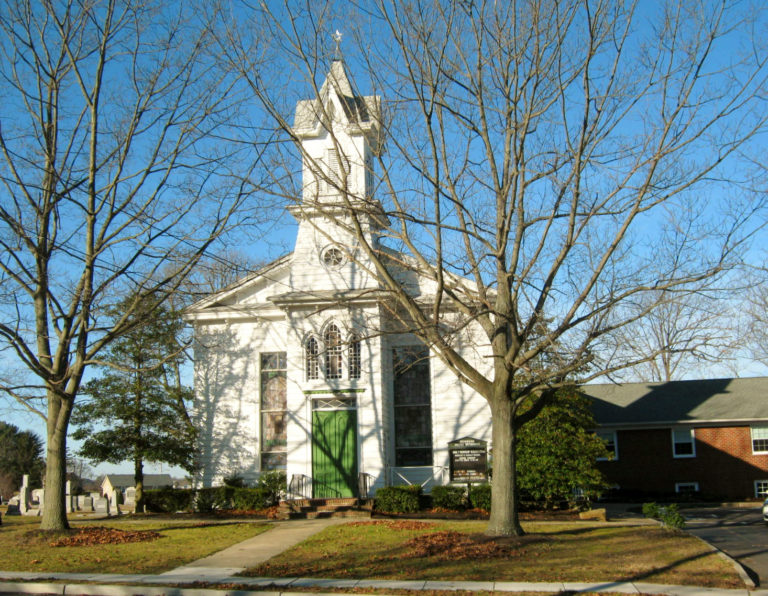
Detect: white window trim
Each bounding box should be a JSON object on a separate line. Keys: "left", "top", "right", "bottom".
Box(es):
{"left": 751, "top": 426, "right": 768, "bottom": 455}
{"left": 596, "top": 430, "right": 618, "bottom": 461}
{"left": 675, "top": 482, "right": 699, "bottom": 493}
{"left": 754, "top": 480, "right": 768, "bottom": 498}
{"left": 672, "top": 428, "right": 696, "bottom": 459}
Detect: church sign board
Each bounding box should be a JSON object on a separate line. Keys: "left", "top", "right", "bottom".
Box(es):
{"left": 448, "top": 437, "right": 488, "bottom": 483}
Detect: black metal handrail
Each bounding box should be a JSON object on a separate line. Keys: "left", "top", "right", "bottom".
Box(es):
{"left": 358, "top": 472, "right": 375, "bottom": 499}
{"left": 288, "top": 473, "right": 313, "bottom": 500}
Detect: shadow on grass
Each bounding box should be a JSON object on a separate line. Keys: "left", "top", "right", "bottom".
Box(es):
{"left": 242, "top": 523, "right": 745, "bottom": 588}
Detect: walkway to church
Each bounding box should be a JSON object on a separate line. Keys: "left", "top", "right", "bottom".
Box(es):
{"left": 0, "top": 515, "right": 766, "bottom": 596}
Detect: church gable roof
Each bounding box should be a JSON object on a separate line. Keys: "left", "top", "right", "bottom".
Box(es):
{"left": 184, "top": 253, "right": 292, "bottom": 317}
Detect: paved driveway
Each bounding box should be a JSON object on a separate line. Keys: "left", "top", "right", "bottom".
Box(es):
{"left": 684, "top": 506, "right": 768, "bottom": 587}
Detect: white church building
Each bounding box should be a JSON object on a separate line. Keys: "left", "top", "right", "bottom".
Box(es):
{"left": 185, "top": 59, "right": 492, "bottom": 499}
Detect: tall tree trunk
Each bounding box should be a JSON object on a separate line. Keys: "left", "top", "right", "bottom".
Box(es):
{"left": 134, "top": 457, "right": 144, "bottom": 514}
{"left": 41, "top": 389, "right": 70, "bottom": 530}
{"left": 485, "top": 397, "right": 524, "bottom": 537}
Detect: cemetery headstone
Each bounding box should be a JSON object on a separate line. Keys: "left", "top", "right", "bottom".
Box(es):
{"left": 94, "top": 496, "right": 108, "bottom": 515}
{"left": 66, "top": 480, "right": 73, "bottom": 513}
{"left": 19, "top": 475, "right": 30, "bottom": 515}
{"left": 77, "top": 495, "right": 94, "bottom": 512}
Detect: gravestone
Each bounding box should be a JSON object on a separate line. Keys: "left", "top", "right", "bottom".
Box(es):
{"left": 124, "top": 487, "right": 136, "bottom": 510}
{"left": 109, "top": 489, "right": 122, "bottom": 516}
{"left": 36, "top": 489, "right": 44, "bottom": 516}
{"left": 5, "top": 496, "right": 20, "bottom": 515}
{"left": 18, "top": 475, "right": 30, "bottom": 515}
{"left": 66, "top": 480, "right": 73, "bottom": 513}
{"left": 77, "top": 495, "right": 94, "bottom": 512}
{"left": 93, "top": 496, "right": 108, "bottom": 514}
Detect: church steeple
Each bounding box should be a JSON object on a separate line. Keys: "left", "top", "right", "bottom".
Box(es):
{"left": 291, "top": 57, "right": 383, "bottom": 228}
{"left": 286, "top": 55, "right": 387, "bottom": 294}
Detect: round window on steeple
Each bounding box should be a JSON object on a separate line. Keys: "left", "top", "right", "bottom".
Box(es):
{"left": 321, "top": 246, "right": 345, "bottom": 268}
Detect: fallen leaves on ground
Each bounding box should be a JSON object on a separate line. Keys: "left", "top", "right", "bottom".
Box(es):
{"left": 346, "top": 520, "right": 435, "bottom": 530}
{"left": 404, "top": 531, "right": 525, "bottom": 560}
{"left": 49, "top": 526, "right": 161, "bottom": 547}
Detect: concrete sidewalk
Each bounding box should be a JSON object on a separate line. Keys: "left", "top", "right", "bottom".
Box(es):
{"left": 160, "top": 517, "right": 350, "bottom": 580}
{"left": 1, "top": 572, "right": 767, "bottom": 596}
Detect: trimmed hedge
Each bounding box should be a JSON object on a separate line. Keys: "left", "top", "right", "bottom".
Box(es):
{"left": 142, "top": 471, "right": 287, "bottom": 513}
{"left": 144, "top": 487, "right": 195, "bottom": 513}
{"left": 374, "top": 485, "right": 422, "bottom": 513}
{"left": 431, "top": 485, "right": 466, "bottom": 510}
{"left": 195, "top": 486, "right": 233, "bottom": 512}
{"left": 232, "top": 486, "right": 273, "bottom": 510}
{"left": 469, "top": 483, "right": 492, "bottom": 511}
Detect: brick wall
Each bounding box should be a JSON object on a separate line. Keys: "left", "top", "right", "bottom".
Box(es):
{"left": 597, "top": 425, "right": 768, "bottom": 500}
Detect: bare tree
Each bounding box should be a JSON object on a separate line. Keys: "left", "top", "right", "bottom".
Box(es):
{"left": 0, "top": 0, "right": 266, "bottom": 530}
{"left": 228, "top": 0, "right": 768, "bottom": 536}
{"left": 745, "top": 264, "right": 768, "bottom": 368}
{"left": 607, "top": 288, "right": 740, "bottom": 382}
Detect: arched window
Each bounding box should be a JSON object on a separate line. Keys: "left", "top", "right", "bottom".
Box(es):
{"left": 306, "top": 336, "right": 319, "bottom": 380}
{"left": 349, "top": 333, "right": 361, "bottom": 380}
{"left": 324, "top": 324, "right": 343, "bottom": 379}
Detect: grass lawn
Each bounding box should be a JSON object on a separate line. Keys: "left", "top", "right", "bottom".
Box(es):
{"left": 0, "top": 514, "right": 270, "bottom": 574}
{"left": 245, "top": 520, "right": 742, "bottom": 589}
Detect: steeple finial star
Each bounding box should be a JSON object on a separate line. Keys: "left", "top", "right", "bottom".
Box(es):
{"left": 333, "top": 30, "right": 343, "bottom": 59}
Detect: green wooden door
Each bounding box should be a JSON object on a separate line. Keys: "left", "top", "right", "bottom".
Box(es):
{"left": 312, "top": 410, "right": 358, "bottom": 498}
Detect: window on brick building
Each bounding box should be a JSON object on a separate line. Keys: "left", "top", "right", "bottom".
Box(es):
{"left": 751, "top": 427, "right": 768, "bottom": 454}
{"left": 675, "top": 482, "right": 699, "bottom": 494}
{"left": 755, "top": 480, "right": 768, "bottom": 498}
{"left": 672, "top": 428, "right": 696, "bottom": 458}
{"left": 596, "top": 431, "right": 618, "bottom": 461}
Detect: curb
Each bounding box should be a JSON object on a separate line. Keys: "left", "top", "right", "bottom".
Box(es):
{"left": 685, "top": 530, "right": 757, "bottom": 590}
{"left": 0, "top": 575, "right": 764, "bottom": 596}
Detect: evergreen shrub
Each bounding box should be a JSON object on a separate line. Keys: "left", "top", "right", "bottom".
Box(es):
{"left": 431, "top": 485, "right": 466, "bottom": 510}
{"left": 232, "top": 486, "right": 272, "bottom": 510}
{"left": 374, "top": 485, "right": 422, "bottom": 513}
{"left": 258, "top": 471, "right": 287, "bottom": 506}
{"left": 144, "top": 488, "right": 195, "bottom": 513}
{"left": 469, "top": 483, "right": 492, "bottom": 511}
{"left": 195, "top": 486, "right": 232, "bottom": 512}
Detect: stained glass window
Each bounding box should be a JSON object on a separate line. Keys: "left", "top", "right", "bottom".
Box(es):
{"left": 260, "top": 352, "right": 287, "bottom": 470}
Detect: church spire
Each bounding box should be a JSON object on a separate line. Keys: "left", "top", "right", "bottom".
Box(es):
{"left": 333, "top": 30, "right": 343, "bottom": 61}
{"left": 291, "top": 54, "right": 385, "bottom": 230}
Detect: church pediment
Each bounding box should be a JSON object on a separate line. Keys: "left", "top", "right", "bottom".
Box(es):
{"left": 184, "top": 254, "right": 292, "bottom": 319}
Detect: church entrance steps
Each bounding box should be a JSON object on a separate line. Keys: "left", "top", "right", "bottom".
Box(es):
{"left": 278, "top": 497, "right": 372, "bottom": 520}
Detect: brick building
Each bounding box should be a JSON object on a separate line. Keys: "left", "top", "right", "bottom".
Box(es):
{"left": 583, "top": 377, "right": 768, "bottom": 501}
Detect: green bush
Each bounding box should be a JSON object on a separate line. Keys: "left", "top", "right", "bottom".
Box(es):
{"left": 431, "top": 485, "right": 466, "bottom": 510}
{"left": 195, "top": 486, "right": 232, "bottom": 512}
{"left": 223, "top": 473, "right": 247, "bottom": 488}
{"left": 257, "top": 471, "right": 286, "bottom": 506}
{"left": 144, "top": 488, "right": 195, "bottom": 513}
{"left": 642, "top": 502, "right": 659, "bottom": 519}
{"left": 374, "top": 485, "right": 422, "bottom": 513}
{"left": 660, "top": 504, "right": 686, "bottom": 530}
{"left": 469, "top": 483, "right": 492, "bottom": 511}
{"left": 231, "top": 486, "right": 273, "bottom": 510}
{"left": 642, "top": 502, "right": 685, "bottom": 530}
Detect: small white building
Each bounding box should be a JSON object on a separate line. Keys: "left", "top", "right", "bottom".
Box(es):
{"left": 101, "top": 474, "right": 173, "bottom": 496}
{"left": 185, "top": 59, "right": 492, "bottom": 498}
